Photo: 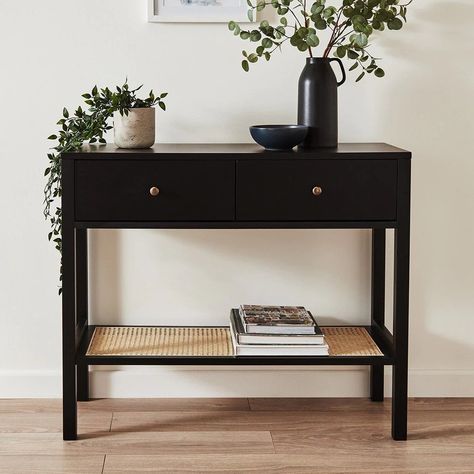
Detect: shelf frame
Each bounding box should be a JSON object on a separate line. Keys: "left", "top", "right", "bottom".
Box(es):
{"left": 61, "top": 144, "right": 411, "bottom": 442}
{"left": 77, "top": 324, "right": 394, "bottom": 367}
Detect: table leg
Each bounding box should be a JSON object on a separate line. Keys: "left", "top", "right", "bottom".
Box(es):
{"left": 370, "top": 228, "right": 386, "bottom": 402}
{"left": 76, "top": 229, "right": 89, "bottom": 402}
{"left": 62, "top": 159, "right": 77, "bottom": 440}
{"left": 391, "top": 160, "right": 410, "bottom": 441}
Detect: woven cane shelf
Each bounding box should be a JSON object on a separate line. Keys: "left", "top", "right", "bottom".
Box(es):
{"left": 87, "top": 326, "right": 233, "bottom": 357}
{"left": 86, "top": 326, "right": 383, "bottom": 358}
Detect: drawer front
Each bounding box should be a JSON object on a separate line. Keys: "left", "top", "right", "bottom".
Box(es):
{"left": 236, "top": 160, "right": 397, "bottom": 221}
{"left": 75, "top": 160, "right": 235, "bottom": 221}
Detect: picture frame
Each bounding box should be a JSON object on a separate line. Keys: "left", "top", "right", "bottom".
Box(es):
{"left": 148, "top": 0, "right": 253, "bottom": 23}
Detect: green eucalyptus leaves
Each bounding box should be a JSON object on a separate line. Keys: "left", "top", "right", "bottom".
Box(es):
{"left": 229, "top": 0, "right": 412, "bottom": 80}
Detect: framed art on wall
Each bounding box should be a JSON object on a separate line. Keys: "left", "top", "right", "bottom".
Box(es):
{"left": 148, "top": 0, "right": 253, "bottom": 23}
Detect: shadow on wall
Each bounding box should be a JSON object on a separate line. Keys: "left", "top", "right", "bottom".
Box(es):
{"left": 89, "top": 229, "right": 123, "bottom": 322}
{"left": 88, "top": 228, "right": 372, "bottom": 327}
{"left": 378, "top": 0, "right": 474, "bottom": 147}
{"left": 379, "top": 0, "right": 474, "bottom": 369}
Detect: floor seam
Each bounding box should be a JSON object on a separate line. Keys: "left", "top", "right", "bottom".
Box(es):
{"left": 101, "top": 454, "right": 106, "bottom": 474}
{"left": 269, "top": 430, "right": 277, "bottom": 454}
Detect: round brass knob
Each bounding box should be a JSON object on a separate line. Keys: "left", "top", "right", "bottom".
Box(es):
{"left": 312, "top": 186, "right": 323, "bottom": 196}
{"left": 149, "top": 186, "right": 160, "bottom": 197}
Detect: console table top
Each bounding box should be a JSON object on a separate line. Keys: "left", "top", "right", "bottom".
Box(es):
{"left": 64, "top": 142, "right": 411, "bottom": 160}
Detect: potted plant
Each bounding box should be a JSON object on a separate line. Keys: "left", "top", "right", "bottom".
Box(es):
{"left": 110, "top": 82, "right": 167, "bottom": 149}
{"left": 44, "top": 81, "right": 167, "bottom": 292}
{"left": 229, "top": 0, "right": 412, "bottom": 148}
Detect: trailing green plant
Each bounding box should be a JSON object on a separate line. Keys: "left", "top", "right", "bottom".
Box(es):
{"left": 44, "top": 81, "right": 167, "bottom": 293}
{"left": 229, "top": 0, "right": 412, "bottom": 80}
{"left": 99, "top": 82, "right": 167, "bottom": 116}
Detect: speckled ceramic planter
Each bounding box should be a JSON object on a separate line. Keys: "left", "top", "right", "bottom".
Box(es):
{"left": 114, "top": 107, "right": 155, "bottom": 149}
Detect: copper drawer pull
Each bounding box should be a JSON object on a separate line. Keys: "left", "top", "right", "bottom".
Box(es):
{"left": 149, "top": 186, "right": 160, "bottom": 197}
{"left": 312, "top": 186, "right": 323, "bottom": 196}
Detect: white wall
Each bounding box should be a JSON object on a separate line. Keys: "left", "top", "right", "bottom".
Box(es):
{"left": 0, "top": 0, "right": 473, "bottom": 398}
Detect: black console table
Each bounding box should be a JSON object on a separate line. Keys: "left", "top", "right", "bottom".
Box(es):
{"left": 61, "top": 143, "right": 411, "bottom": 441}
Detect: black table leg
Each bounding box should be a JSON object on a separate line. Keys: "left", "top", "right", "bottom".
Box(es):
{"left": 392, "top": 160, "right": 411, "bottom": 441}
{"left": 62, "top": 159, "right": 77, "bottom": 440}
{"left": 370, "top": 365, "right": 384, "bottom": 402}
{"left": 76, "top": 229, "right": 89, "bottom": 402}
{"left": 77, "top": 363, "right": 89, "bottom": 403}
{"left": 370, "top": 228, "right": 386, "bottom": 402}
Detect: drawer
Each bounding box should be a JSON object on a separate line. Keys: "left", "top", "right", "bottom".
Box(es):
{"left": 75, "top": 160, "right": 235, "bottom": 221}
{"left": 236, "top": 160, "right": 397, "bottom": 221}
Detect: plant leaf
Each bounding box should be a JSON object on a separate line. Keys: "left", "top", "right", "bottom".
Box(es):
{"left": 336, "top": 46, "right": 346, "bottom": 58}
{"left": 388, "top": 18, "right": 403, "bottom": 30}
{"left": 306, "top": 34, "right": 319, "bottom": 48}
{"left": 374, "top": 68, "right": 385, "bottom": 77}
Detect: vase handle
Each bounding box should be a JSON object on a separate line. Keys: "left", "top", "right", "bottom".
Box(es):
{"left": 330, "top": 58, "right": 346, "bottom": 87}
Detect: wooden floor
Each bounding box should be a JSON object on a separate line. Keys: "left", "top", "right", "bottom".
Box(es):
{"left": 0, "top": 398, "right": 473, "bottom": 473}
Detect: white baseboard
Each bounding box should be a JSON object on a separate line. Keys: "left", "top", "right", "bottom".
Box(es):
{"left": 1, "top": 368, "right": 474, "bottom": 398}
{"left": 0, "top": 370, "right": 62, "bottom": 398}
{"left": 403, "top": 369, "right": 474, "bottom": 397}
{"left": 89, "top": 366, "right": 371, "bottom": 398}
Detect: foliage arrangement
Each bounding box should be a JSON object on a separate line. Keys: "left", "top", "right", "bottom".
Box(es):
{"left": 44, "top": 81, "right": 167, "bottom": 293}
{"left": 229, "top": 0, "right": 412, "bottom": 80}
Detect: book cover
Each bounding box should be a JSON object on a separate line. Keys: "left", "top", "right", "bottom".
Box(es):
{"left": 239, "top": 305, "right": 317, "bottom": 334}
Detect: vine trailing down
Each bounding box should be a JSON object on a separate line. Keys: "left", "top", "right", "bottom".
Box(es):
{"left": 229, "top": 0, "right": 413, "bottom": 80}
{"left": 43, "top": 81, "right": 167, "bottom": 293}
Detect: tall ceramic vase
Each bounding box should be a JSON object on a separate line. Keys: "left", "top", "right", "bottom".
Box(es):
{"left": 297, "top": 57, "right": 346, "bottom": 148}
{"left": 114, "top": 107, "right": 155, "bottom": 149}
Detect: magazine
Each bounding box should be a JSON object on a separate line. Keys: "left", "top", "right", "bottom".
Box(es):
{"left": 231, "top": 309, "right": 324, "bottom": 344}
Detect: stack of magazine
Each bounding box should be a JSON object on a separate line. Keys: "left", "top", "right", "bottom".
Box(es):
{"left": 229, "top": 305, "right": 329, "bottom": 356}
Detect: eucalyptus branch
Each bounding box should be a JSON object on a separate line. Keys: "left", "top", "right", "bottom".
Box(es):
{"left": 287, "top": 6, "right": 304, "bottom": 28}
{"left": 269, "top": 36, "right": 291, "bottom": 55}
{"left": 323, "top": 9, "right": 343, "bottom": 57}
{"left": 229, "top": 0, "right": 412, "bottom": 78}
{"left": 303, "top": 0, "right": 314, "bottom": 57}
{"left": 330, "top": 18, "right": 351, "bottom": 46}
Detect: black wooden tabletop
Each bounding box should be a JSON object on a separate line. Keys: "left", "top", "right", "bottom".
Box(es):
{"left": 63, "top": 143, "right": 411, "bottom": 160}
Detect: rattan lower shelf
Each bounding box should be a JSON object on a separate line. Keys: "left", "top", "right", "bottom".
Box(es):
{"left": 86, "top": 326, "right": 383, "bottom": 358}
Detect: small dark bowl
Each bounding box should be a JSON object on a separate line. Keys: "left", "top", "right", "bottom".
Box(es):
{"left": 250, "top": 125, "right": 308, "bottom": 151}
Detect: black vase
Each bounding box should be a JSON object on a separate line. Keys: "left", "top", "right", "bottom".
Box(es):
{"left": 297, "top": 57, "right": 346, "bottom": 149}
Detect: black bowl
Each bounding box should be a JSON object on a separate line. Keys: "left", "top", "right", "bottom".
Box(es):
{"left": 250, "top": 125, "right": 308, "bottom": 151}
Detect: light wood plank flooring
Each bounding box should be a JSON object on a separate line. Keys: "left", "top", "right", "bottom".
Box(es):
{"left": 0, "top": 398, "right": 473, "bottom": 473}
